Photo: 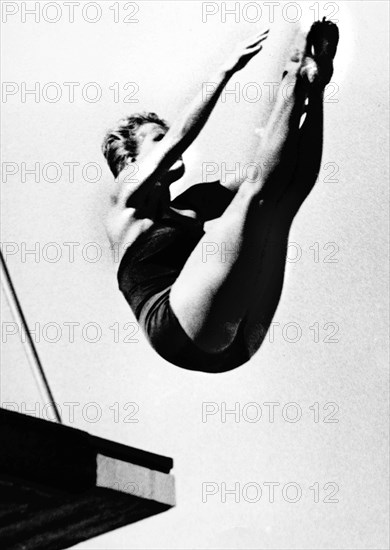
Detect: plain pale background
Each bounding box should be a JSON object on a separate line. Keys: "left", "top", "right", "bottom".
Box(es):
{"left": 1, "top": 1, "right": 389, "bottom": 548}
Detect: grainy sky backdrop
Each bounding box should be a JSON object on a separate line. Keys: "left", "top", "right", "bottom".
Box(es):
{"left": 1, "top": 1, "right": 389, "bottom": 548}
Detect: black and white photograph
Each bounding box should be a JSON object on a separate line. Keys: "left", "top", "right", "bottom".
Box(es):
{"left": 0, "top": 1, "right": 389, "bottom": 549}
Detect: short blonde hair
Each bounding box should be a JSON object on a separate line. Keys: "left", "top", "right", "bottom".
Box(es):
{"left": 102, "top": 112, "right": 169, "bottom": 177}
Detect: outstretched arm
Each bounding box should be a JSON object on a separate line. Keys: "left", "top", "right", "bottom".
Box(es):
{"left": 118, "top": 29, "right": 269, "bottom": 206}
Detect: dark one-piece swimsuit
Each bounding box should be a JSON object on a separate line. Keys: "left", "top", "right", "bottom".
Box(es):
{"left": 117, "top": 180, "right": 251, "bottom": 373}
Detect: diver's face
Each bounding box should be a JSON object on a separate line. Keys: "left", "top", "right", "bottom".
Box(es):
{"left": 135, "top": 123, "right": 185, "bottom": 182}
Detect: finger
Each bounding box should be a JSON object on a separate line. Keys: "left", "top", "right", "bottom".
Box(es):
{"left": 242, "top": 28, "right": 269, "bottom": 46}
{"left": 248, "top": 28, "right": 270, "bottom": 41}
{"left": 246, "top": 44, "right": 263, "bottom": 56}
{"left": 246, "top": 36, "right": 268, "bottom": 50}
{"left": 252, "top": 27, "right": 270, "bottom": 36}
{"left": 246, "top": 31, "right": 270, "bottom": 48}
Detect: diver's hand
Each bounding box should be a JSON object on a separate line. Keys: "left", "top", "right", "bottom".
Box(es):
{"left": 223, "top": 29, "right": 269, "bottom": 74}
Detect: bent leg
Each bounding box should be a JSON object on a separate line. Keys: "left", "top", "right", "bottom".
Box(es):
{"left": 241, "top": 89, "right": 325, "bottom": 354}
{"left": 241, "top": 19, "right": 339, "bottom": 353}
{"left": 170, "top": 44, "right": 311, "bottom": 354}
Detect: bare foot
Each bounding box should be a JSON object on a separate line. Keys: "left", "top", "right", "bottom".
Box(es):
{"left": 299, "top": 57, "right": 319, "bottom": 84}
{"left": 304, "top": 17, "right": 340, "bottom": 89}
{"left": 283, "top": 30, "right": 318, "bottom": 84}
{"left": 280, "top": 19, "right": 339, "bottom": 99}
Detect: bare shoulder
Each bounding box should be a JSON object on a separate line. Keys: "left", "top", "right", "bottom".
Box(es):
{"left": 104, "top": 157, "right": 160, "bottom": 248}
{"left": 104, "top": 203, "right": 154, "bottom": 258}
